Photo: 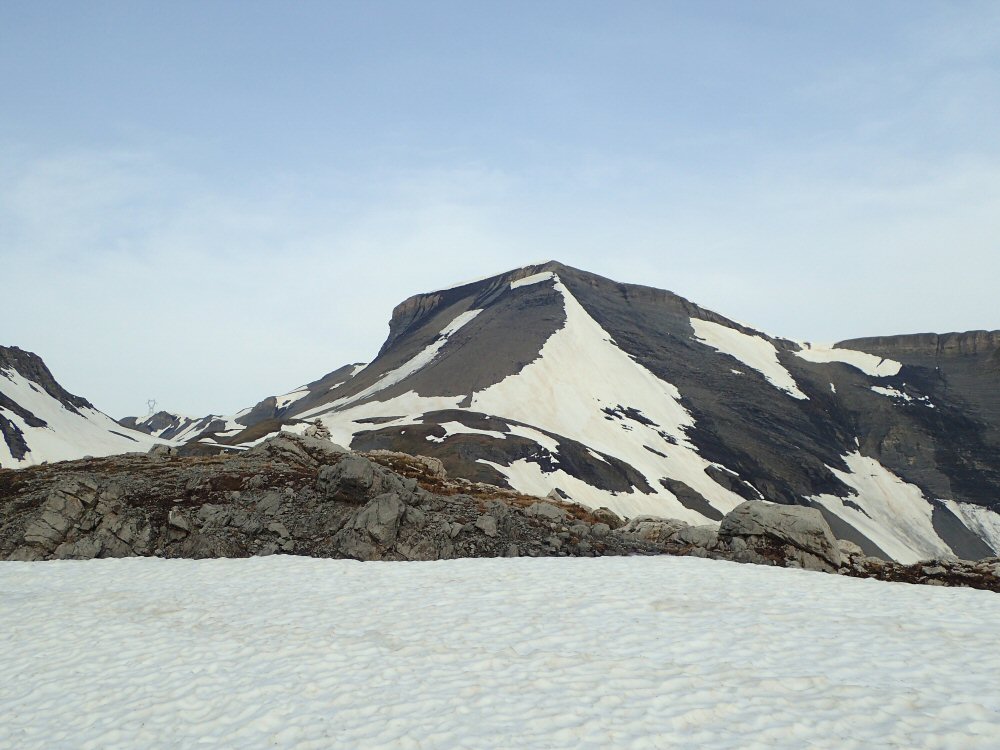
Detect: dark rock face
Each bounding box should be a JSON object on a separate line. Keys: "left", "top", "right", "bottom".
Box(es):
{"left": 835, "top": 331, "right": 1000, "bottom": 508}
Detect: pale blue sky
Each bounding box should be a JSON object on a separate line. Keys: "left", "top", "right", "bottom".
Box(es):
{"left": 3, "top": 1, "right": 999, "bottom": 417}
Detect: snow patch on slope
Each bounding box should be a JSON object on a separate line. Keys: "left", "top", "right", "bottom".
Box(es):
{"left": 307, "top": 391, "right": 469, "bottom": 448}
{"left": 471, "top": 280, "right": 748, "bottom": 521}
{"left": 300, "top": 309, "right": 482, "bottom": 415}
{"left": 942, "top": 501, "right": 1000, "bottom": 555}
{"left": 510, "top": 271, "right": 555, "bottom": 290}
{"left": 0, "top": 368, "right": 167, "bottom": 467}
{"left": 690, "top": 319, "right": 808, "bottom": 400}
{"left": 809, "top": 452, "right": 953, "bottom": 563}
{"left": 796, "top": 344, "right": 902, "bottom": 377}
{"left": 275, "top": 388, "right": 310, "bottom": 410}
{"left": 425, "top": 421, "right": 508, "bottom": 443}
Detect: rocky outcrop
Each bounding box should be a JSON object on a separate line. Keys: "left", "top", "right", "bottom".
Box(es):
{"left": 1, "top": 437, "right": 997, "bottom": 591}
{"left": 0, "top": 434, "right": 668, "bottom": 563}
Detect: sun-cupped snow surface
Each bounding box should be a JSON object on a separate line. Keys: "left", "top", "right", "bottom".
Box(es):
{"left": 795, "top": 343, "right": 902, "bottom": 377}
{"left": 0, "top": 369, "right": 166, "bottom": 467}
{"left": 471, "top": 279, "right": 747, "bottom": 521}
{"left": 809, "top": 452, "right": 955, "bottom": 563}
{"left": 3, "top": 556, "right": 1000, "bottom": 750}
{"left": 690, "top": 318, "right": 808, "bottom": 400}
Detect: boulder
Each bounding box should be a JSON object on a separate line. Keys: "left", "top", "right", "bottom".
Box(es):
{"left": 618, "top": 516, "right": 689, "bottom": 544}
{"left": 347, "top": 492, "right": 407, "bottom": 546}
{"left": 475, "top": 515, "right": 498, "bottom": 537}
{"left": 317, "top": 455, "right": 378, "bottom": 501}
{"left": 524, "top": 502, "right": 569, "bottom": 522}
{"left": 837, "top": 539, "right": 864, "bottom": 560}
{"left": 590, "top": 507, "right": 624, "bottom": 529}
{"left": 719, "top": 501, "right": 842, "bottom": 571}
{"left": 670, "top": 524, "right": 720, "bottom": 549}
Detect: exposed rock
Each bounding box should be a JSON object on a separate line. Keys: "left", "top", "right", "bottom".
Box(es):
{"left": 590, "top": 507, "right": 624, "bottom": 530}
{"left": 317, "top": 455, "right": 378, "bottom": 501}
{"left": 618, "top": 516, "right": 689, "bottom": 544}
{"left": 720, "top": 501, "right": 842, "bottom": 572}
{"left": 837, "top": 539, "right": 864, "bottom": 560}
{"left": 366, "top": 450, "right": 447, "bottom": 479}
{"left": 475, "top": 515, "right": 498, "bottom": 537}
{"left": 1, "top": 434, "right": 998, "bottom": 591}
{"left": 167, "top": 509, "right": 191, "bottom": 532}
{"left": 670, "top": 524, "right": 720, "bottom": 549}
{"left": 524, "top": 502, "right": 569, "bottom": 522}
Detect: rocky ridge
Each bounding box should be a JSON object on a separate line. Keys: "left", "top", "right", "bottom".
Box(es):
{"left": 2, "top": 433, "right": 996, "bottom": 592}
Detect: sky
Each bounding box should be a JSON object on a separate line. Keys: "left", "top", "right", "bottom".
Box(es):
{"left": 2, "top": 1, "right": 999, "bottom": 419}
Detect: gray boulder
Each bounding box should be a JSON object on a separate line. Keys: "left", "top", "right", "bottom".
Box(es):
{"left": 670, "top": 524, "right": 720, "bottom": 549}
{"left": 475, "top": 514, "right": 499, "bottom": 537}
{"left": 524, "top": 501, "right": 569, "bottom": 522}
{"left": 337, "top": 491, "right": 408, "bottom": 552}
{"left": 590, "top": 506, "right": 623, "bottom": 529}
{"left": 719, "top": 501, "right": 842, "bottom": 571}
{"left": 618, "top": 516, "right": 689, "bottom": 544}
{"left": 317, "top": 455, "right": 378, "bottom": 501}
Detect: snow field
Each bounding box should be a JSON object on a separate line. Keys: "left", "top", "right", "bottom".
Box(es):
{"left": 2, "top": 556, "right": 999, "bottom": 750}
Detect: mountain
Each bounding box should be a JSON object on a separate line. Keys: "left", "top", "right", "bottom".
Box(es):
{"left": 168, "top": 261, "right": 999, "bottom": 563}
{"left": 0, "top": 346, "right": 166, "bottom": 467}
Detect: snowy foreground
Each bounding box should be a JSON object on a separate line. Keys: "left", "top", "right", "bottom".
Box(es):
{"left": 3, "top": 557, "right": 1000, "bottom": 749}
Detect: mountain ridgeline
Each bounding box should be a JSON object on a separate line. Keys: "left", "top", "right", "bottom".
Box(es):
{"left": 3, "top": 262, "right": 999, "bottom": 563}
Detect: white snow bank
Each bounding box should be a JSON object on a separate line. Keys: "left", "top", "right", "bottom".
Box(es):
{"left": 870, "top": 386, "right": 934, "bottom": 407}
{"left": 2, "top": 556, "right": 999, "bottom": 750}
{"left": 690, "top": 319, "right": 808, "bottom": 400}
{"left": 795, "top": 344, "right": 902, "bottom": 377}
{"left": 425, "top": 421, "right": 508, "bottom": 443}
